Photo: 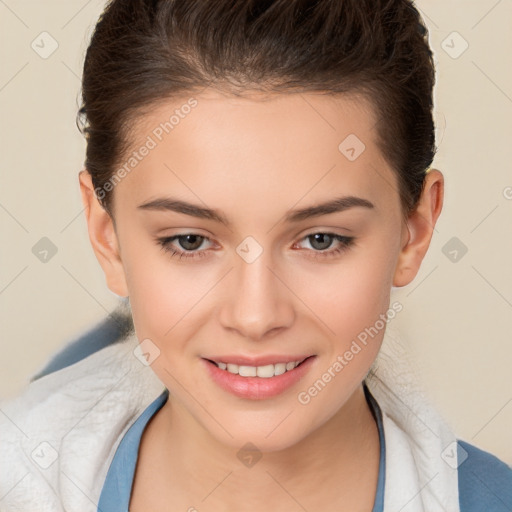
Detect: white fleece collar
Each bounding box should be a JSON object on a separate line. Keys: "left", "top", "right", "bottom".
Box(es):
{"left": 0, "top": 325, "right": 460, "bottom": 511}
{"left": 366, "top": 325, "right": 460, "bottom": 511}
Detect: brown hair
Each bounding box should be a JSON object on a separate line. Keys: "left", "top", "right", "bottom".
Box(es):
{"left": 77, "top": 0, "right": 436, "bottom": 221}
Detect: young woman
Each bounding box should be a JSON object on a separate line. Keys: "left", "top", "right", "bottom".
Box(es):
{"left": 1, "top": 1, "right": 511, "bottom": 511}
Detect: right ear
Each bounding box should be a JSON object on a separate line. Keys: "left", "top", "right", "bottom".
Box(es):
{"left": 79, "top": 170, "right": 129, "bottom": 297}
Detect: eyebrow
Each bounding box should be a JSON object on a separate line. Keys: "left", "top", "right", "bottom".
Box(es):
{"left": 137, "top": 195, "right": 375, "bottom": 227}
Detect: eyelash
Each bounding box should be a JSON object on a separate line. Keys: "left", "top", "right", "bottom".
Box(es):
{"left": 156, "top": 232, "right": 355, "bottom": 261}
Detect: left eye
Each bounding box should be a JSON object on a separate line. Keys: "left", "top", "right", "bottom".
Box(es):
{"left": 292, "top": 233, "right": 355, "bottom": 260}
{"left": 157, "top": 232, "right": 355, "bottom": 261}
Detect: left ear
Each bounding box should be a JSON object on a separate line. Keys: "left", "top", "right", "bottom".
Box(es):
{"left": 393, "top": 169, "right": 444, "bottom": 287}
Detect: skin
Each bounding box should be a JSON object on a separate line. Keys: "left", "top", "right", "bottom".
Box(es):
{"left": 79, "top": 89, "right": 443, "bottom": 511}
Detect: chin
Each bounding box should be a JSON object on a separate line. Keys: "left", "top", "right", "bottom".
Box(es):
{"left": 202, "top": 412, "right": 310, "bottom": 455}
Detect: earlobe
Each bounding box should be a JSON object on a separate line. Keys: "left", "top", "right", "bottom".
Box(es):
{"left": 78, "top": 170, "right": 129, "bottom": 297}
{"left": 393, "top": 169, "right": 444, "bottom": 287}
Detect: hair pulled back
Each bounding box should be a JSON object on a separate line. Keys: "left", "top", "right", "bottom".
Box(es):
{"left": 77, "top": 0, "right": 437, "bottom": 219}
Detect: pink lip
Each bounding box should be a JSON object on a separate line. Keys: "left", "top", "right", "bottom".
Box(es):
{"left": 203, "top": 354, "right": 313, "bottom": 366}
{"left": 202, "top": 355, "right": 317, "bottom": 400}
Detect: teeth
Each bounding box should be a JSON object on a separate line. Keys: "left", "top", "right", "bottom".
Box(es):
{"left": 214, "top": 359, "right": 305, "bottom": 378}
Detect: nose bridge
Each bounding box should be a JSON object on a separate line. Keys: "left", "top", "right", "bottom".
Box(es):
{"left": 219, "top": 245, "right": 294, "bottom": 340}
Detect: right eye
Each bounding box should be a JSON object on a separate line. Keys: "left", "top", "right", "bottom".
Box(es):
{"left": 157, "top": 234, "right": 214, "bottom": 260}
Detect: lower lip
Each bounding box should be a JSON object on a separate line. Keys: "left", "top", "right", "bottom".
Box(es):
{"left": 202, "top": 356, "right": 316, "bottom": 400}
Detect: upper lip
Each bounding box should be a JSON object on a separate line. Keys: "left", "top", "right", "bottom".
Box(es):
{"left": 203, "top": 354, "right": 314, "bottom": 366}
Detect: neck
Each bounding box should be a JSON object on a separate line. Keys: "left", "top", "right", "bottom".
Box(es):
{"left": 134, "top": 383, "right": 380, "bottom": 512}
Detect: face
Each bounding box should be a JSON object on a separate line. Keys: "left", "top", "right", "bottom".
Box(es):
{"left": 82, "top": 89, "right": 437, "bottom": 453}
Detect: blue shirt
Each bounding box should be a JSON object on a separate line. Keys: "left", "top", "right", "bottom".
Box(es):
{"left": 97, "top": 382, "right": 512, "bottom": 512}
{"left": 97, "top": 382, "right": 386, "bottom": 512}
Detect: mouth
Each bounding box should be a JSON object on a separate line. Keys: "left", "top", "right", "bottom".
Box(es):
{"left": 204, "top": 356, "right": 313, "bottom": 378}
{"left": 202, "top": 355, "right": 317, "bottom": 400}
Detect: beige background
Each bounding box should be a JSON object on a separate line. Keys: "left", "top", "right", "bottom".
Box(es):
{"left": 1, "top": 1, "right": 511, "bottom": 464}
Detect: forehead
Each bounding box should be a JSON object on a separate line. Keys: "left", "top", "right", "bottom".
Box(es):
{"left": 114, "top": 89, "right": 398, "bottom": 218}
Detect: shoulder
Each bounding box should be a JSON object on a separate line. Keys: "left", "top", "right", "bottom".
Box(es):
{"left": 0, "top": 333, "right": 164, "bottom": 511}
{"left": 457, "top": 439, "right": 512, "bottom": 512}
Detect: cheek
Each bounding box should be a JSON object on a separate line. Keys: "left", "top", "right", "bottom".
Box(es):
{"left": 292, "top": 252, "right": 395, "bottom": 425}
{"left": 293, "top": 237, "right": 398, "bottom": 341}
{"left": 120, "top": 236, "right": 202, "bottom": 339}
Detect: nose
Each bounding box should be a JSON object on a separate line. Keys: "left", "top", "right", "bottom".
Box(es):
{"left": 218, "top": 249, "right": 295, "bottom": 341}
